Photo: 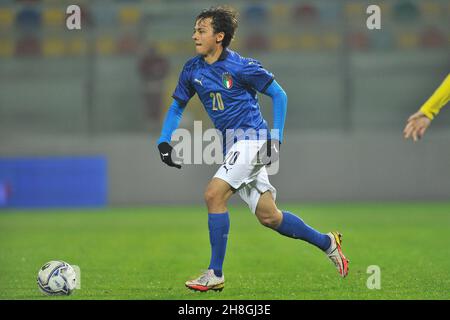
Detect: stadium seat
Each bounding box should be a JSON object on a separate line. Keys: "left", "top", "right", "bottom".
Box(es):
{"left": 67, "top": 37, "right": 88, "bottom": 56}
{"left": 271, "top": 36, "right": 294, "bottom": 51}
{"left": 15, "top": 35, "right": 41, "bottom": 56}
{"left": 420, "top": 1, "right": 441, "bottom": 18}
{"left": 96, "top": 36, "right": 115, "bottom": 55}
{"left": 396, "top": 32, "right": 419, "bottom": 49}
{"left": 322, "top": 33, "right": 341, "bottom": 50}
{"left": 0, "top": 8, "right": 14, "bottom": 28}
{"left": 245, "top": 32, "right": 270, "bottom": 51}
{"left": 42, "top": 38, "right": 65, "bottom": 57}
{"left": 271, "top": 3, "right": 289, "bottom": 20}
{"left": 420, "top": 27, "right": 446, "bottom": 48}
{"left": 16, "top": 7, "right": 41, "bottom": 30}
{"left": 347, "top": 31, "right": 370, "bottom": 51}
{"left": 243, "top": 3, "right": 268, "bottom": 24}
{"left": 43, "top": 8, "right": 64, "bottom": 27}
{"left": 345, "top": 2, "right": 365, "bottom": 20}
{"left": 298, "top": 34, "right": 320, "bottom": 50}
{"left": 393, "top": 0, "right": 420, "bottom": 22}
{"left": 0, "top": 38, "right": 14, "bottom": 57}
{"left": 117, "top": 34, "right": 139, "bottom": 55}
{"left": 119, "top": 6, "right": 141, "bottom": 25}
{"left": 155, "top": 40, "right": 191, "bottom": 55}
{"left": 293, "top": 3, "right": 319, "bottom": 24}
{"left": 155, "top": 41, "right": 176, "bottom": 55}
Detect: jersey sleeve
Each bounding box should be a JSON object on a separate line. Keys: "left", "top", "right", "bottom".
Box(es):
{"left": 172, "top": 63, "right": 196, "bottom": 106}
{"left": 240, "top": 59, "right": 275, "bottom": 93}
{"left": 419, "top": 73, "right": 450, "bottom": 120}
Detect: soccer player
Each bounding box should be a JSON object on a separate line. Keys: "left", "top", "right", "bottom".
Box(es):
{"left": 157, "top": 6, "right": 349, "bottom": 292}
{"left": 403, "top": 73, "right": 450, "bottom": 141}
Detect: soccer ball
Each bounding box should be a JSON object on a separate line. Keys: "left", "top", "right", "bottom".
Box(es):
{"left": 37, "top": 260, "right": 77, "bottom": 296}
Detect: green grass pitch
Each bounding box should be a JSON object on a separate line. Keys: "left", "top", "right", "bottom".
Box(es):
{"left": 0, "top": 203, "right": 449, "bottom": 300}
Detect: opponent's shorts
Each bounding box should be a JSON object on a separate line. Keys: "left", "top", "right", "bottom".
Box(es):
{"left": 213, "top": 140, "right": 277, "bottom": 214}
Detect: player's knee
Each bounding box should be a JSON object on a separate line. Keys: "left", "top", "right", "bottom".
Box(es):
{"left": 257, "top": 210, "right": 282, "bottom": 229}
{"left": 204, "top": 187, "right": 224, "bottom": 207}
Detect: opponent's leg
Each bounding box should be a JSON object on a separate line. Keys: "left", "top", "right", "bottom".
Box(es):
{"left": 186, "top": 178, "right": 234, "bottom": 292}
{"left": 255, "top": 191, "right": 349, "bottom": 277}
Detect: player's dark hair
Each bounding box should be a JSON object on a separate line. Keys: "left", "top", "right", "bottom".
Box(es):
{"left": 195, "top": 6, "right": 238, "bottom": 48}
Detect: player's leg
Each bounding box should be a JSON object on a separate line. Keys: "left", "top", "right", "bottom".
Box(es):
{"left": 204, "top": 177, "right": 235, "bottom": 213}
{"left": 253, "top": 191, "right": 282, "bottom": 229}
{"left": 186, "top": 140, "right": 261, "bottom": 291}
{"left": 185, "top": 177, "right": 234, "bottom": 292}
{"left": 201, "top": 139, "right": 262, "bottom": 280}
{"left": 255, "top": 191, "right": 330, "bottom": 250}
{"left": 254, "top": 191, "right": 349, "bottom": 277}
{"left": 204, "top": 177, "right": 234, "bottom": 277}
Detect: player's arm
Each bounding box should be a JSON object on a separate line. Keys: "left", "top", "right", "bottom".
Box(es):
{"left": 241, "top": 61, "right": 287, "bottom": 143}
{"left": 259, "top": 80, "right": 287, "bottom": 165}
{"left": 403, "top": 74, "right": 450, "bottom": 142}
{"left": 157, "top": 99, "right": 186, "bottom": 169}
{"left": 419, "top": 73, "right": 450, "bottom": 120}
{"left": 157, "top": 62, "right": 195, "bottom": 168}
{"left": 241, "top": 59, "right": 287, "bottom": 163}
{"left": 263, "top": 80, "right": 287, "bottom": 144}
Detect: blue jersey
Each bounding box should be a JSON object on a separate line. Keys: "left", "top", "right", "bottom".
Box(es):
{"left": 172, "top": 49, "right": 274, "bottom": 144}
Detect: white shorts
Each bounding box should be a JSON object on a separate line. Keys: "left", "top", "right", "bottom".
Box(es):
{"left": 213, "top": 140, "right": 277, "bottom": 214}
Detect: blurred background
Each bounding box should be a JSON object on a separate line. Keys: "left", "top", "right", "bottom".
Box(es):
{"left": 0, "top": 0, "right": 449, "bottom": 208}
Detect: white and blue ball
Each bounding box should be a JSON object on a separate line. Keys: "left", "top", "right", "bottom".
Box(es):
{"left": 37, "top": 261, "right": 77, "bottom": 296}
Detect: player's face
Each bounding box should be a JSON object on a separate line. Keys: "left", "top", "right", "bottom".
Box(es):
{"left": 192, "top": 18, "right": 224, "bottom": 55}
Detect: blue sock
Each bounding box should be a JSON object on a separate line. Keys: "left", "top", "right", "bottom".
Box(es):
{"left": 208, "top": 212, "right": 230, "bottom": 277}
{"left": 276, "top": 211, "right": 331, "bottom": 251}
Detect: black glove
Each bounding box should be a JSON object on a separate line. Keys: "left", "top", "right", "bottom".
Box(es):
{"left": 158, "top": 142, "right": 182, "bottom": 169}
{"left": 258, "top": 139, "right": 280, "bottom": 166}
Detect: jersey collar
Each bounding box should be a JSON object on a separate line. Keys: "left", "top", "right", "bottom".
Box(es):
{"left": 201, "top": 48, "right": 230, "bottom": 64}
{"left": 218, "top": 48, "right": 230, "bottom": 61}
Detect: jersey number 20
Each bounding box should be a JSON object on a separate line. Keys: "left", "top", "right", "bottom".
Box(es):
{"left": 210, "top": 92, "right": 225, "bottom": 111}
